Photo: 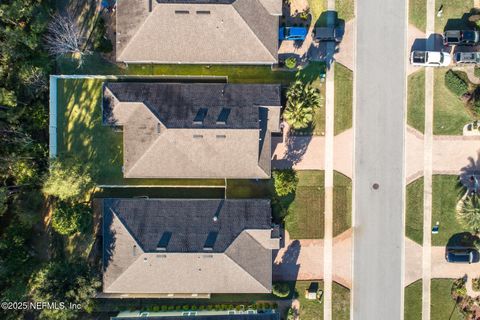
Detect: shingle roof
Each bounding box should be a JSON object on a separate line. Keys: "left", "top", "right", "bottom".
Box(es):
{"left": 112, "top": 313, "right": 280, "bottom": 320}
{"left": 103, "top": 82, "right": 281, "bottom": 179}
{"left": 115, "top": 0, "right": 280, "bottom": 64}
{"left": 104, "top": 83, "right": 281, "bottom": 129}
{"left": 102, "top": 199, "right": 277, "bottom": 294}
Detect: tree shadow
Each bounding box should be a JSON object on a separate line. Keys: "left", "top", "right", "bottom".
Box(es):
{"left": 459, "top": 152, "right": 480, "bottom": 194}
{"left": 271, "top": 134, "right": 313, "bottom": 169}
{"left": 446, "top": 232, "right": 479, "bottom": 249}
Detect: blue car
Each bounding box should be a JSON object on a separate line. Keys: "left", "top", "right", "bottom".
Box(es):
{"left": 279, "top": 27, "right": 308, "bottom": 41}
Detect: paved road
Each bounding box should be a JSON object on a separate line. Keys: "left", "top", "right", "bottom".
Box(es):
{"left": 353, "top": 0, "right": 407, "bottom": 318}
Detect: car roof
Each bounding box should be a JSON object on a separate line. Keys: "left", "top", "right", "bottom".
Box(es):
{"left": 286, "top": 27, "right": 307, "bottom": 36}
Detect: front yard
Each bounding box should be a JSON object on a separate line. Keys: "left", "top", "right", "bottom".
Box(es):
{"left": 406, "top": 177, "right": 424, "bottom": 245}
{"left": 409, "top": 0, "right": 426, "bottom": 31}
{"left": 404, "top": 280, "right": 422, "bottom": 320}
{"left": 431, "top": 175, "right": 466, "bottom": 246}
{"left": 334, "top": 63, "right": 353, "bottom": 136}
{"left": 431, "top": 279, "right": 464, "bottom": 320}
{"left": 435, "top": 0, "right": 474, "bottom": 34}
{"left": 407, "top": 69, "right": 425, "bottom": 133}
{"left": 333, "top": 171, "right": 352, "bottom": 237}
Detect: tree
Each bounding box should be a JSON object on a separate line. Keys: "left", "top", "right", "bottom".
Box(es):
{"left": 458, "top": 195, "right": 480, "bottom": 232}
{"left": 44, "top": 12, "right": 88, "bottom": 65}
{"left": 0, "top": 187, "right": 7, "bottom": 216}
{"left": 43, "top": 159, "right": 93, "bottom": 201}
{"left": 51, "top": 201, "right": 91, "bottom": 236}
{"left": 273, "top": 169, "right": 298, "bottom": 197}
{"left": 29, "top": 259, "right": 101, "bottom": 319}
{"left": 284, "top": 81, "right": 321, "bottom": 129}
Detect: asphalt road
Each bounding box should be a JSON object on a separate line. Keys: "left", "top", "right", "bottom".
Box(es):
{"left": 352, "top": 0, "right": 407, "bottom": 318}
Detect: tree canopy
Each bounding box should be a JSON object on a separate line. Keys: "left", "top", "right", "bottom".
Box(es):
{"left": 273, "top": 169, "right": 298, "bottom": 197}
{"left": 284, "top": 80, "right": 321, "bottom": 130}
{"left": 52, "top": 201, "right": 92, "bottom": 236}
{"left": 458, "top": 195, "right": 480, "bottom": 232}
{"left": 43, "top": 159, "right": 93, "bottom": 201}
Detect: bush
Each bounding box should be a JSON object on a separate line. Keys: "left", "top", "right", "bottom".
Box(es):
{"left": 51, "top": 201, "right": 92, "bottom": 236}
{"left": 273, "top": 169, "right": 298, "bottom": 197}
{"left": 475, "top": 67, "right": 480, "bottom": 79}
{"left": 92, "top": 17, "right": 113, "bottom": 53}
{"left": 445, "top": 70, "right": 469, "bottom": 97}
{"left": 161, "top": 305, "right": 168, "bottom": 311}
{"left": 272, "top": 282, "right": 291, "bottom": 298}
{"left": 473, "top": 278, "right": 480, "bottom": 291}
{"left": 285, "top": 57, "right": 297, "bottom": 69}
{"left": 168, "top": 305, "right": 174, "bottom": 311}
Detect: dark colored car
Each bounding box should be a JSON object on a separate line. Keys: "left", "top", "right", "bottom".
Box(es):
{"left": 279, "top": 27, "right": 308, "bottom": 41}
{"left": 314, "top": 27, "right": 342, "bottom": 42}
{"left": 445, "top": 249, "right": 479, "bottom": 263}
{"left": 454, "top": 52, "right": 480, "bottom": 64}
{"left": 443, "top": 30, "right": 480, "bottom": 46}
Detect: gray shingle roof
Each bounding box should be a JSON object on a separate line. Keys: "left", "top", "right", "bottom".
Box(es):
{"left": 115, "top": 0, "right": 280, "bottom": 64}
{"left": 102, "top": 199, "right": 278, "bottom": 294}
{"left": 104, "top": 83, "right": 281, "bottom": 129}
{"left": 103, "top": 199, "right": 271, "bottom": 253}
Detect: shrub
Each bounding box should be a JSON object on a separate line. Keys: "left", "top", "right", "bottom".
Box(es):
{"left": 182, "top": 305, "right": 189, "bottom": 311}
{"left": 473, "top": 278, "right": 480, "bottom": 291}
{"left": 273, "top": 282, "right": 291, "bottom": 298}
{"left": 161, "top": 305, "right": 168, "bottom": 311}
{"left": 168, "top": 305, "right": 175, "bottom": 311}
{"left": 287, "top": 307, "right": 295, "bottom": 320}
{"left": 475, "top": 67, "right": 480, "bottom": 79}
{"left": 273, "top": 170, "right": 298, "bottom": 197}
{"left": 445, "top": 70, "right": 468, "bottom": 97}
{"left": 92, "top": 18, "right": 113, "bottom": 53}
{"left": 152, "top": 306, "right": 160, "bottom": 312}
{"left": 175, "top": 305, "right": 181, "bottom": 311}
{"left": 51, "top": 201, "right": 92, "bottom": 236}
{"left": 285, "top": 57, "right": 297, "bottom": 69}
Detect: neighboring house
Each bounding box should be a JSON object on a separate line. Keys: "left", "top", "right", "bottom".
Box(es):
{"left": 116, "top": 0, "right": 281, "bottom": 64}
{"left": 103, "top": 82, "right": 281, "bottom": 179}
{"left": 101, "top": 198, "right": 280, "bottom": 298}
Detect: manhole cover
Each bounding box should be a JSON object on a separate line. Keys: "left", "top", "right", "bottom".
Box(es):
{"left": 372, "top": 183, "right": 379, "bottom": 190}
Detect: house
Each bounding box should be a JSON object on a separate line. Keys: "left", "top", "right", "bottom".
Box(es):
{"left": 103, "top": 82, "right": 282, "bottom": 179}
{"left": 112, "top": 311, "right": 280, "bottom": 319}
{"left": 115, "top": 0, "right": 281, "bottom": 64}
{"left": 101, "top": 198, "right": 280, "bottom": 298}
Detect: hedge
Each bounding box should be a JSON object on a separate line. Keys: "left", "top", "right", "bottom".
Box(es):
{"left": 445, "top": 70, "right": 469, "bottom": 97}
{"left": 272, "top": 282, "right": 291, "bottom": 298}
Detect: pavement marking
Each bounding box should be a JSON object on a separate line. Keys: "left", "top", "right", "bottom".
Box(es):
{"left": 421, "top": 0, "right": 435, "bottom": 319}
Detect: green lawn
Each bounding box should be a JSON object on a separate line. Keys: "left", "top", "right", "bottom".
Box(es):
{"left": 94, "top": 187, "right": 225, "bottom": 199}
{"left": 406, "top": 178, "right": 424, "bottom": 245}
{"left": 435, "top": 0, "right": 475, "bottom": 34}
{"left": 334, "top": 63, "right": 353, "bottom": 136}
{"left": 296, "top": 281, "right": 324, "bottom": 320}
{"left": 332, "top": 282, "right": 350, "bottom": 320}
{"left": 284, "top": 171, "right": 325, "bottom": 239}
{"left": 433, "top": 68, "right": 473, "bottom": 135}
{"left": 409, "top": 0, "right": 426, "bottom": 31}
{"left": 431, "top": 279, "right": 463, "bottom": 320}
{"left": 308, "top": 0, "right": 328, "bottom": 22}
{"left": 226, "top": 179, "right": 273, "bottom": 199}
{"left": 336, "top": 0, "right": 355, "bottom": 22}
{"left": 405, "top": 280, "right": 422, "bottom": 320}
{"left": 431, "top": 175, "right": 465, "bottom": 246}
{"left": 333, "top": 171, "right": 352, "bottom": 237}
{"left": 408, "top": 69, "right": 425, "bottom": 133}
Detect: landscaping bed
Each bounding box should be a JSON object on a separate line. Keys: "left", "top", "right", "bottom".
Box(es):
{"left": 334, "top": 63, "right": 353, "bottom": 136}
{"left": 406, "top": 177, "right": 424, "bottom": 245}
{"left": 404, "top": 280, "right": 422, "bottom": 320}
{"left": 284, "top": 171, "right": 325, "bottom": 239}
{"left": 407, "top": 69, "right": 425, "bottom": 133}
{"left": 431, "top": 175, "right": 466, "bottom": 246}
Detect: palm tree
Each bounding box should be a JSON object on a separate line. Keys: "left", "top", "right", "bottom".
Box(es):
{"left": 284, "top": 81, "right": 321, "bottom": 130}
{"left": 458, "top": 195, "right": 480, "bottom": 232}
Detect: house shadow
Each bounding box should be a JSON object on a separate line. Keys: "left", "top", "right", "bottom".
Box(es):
{"left": 443, "top": 10, "right": 480, "bottom": 32}
{"left": 273, "top": 239, "right": 301, "bottom": 282}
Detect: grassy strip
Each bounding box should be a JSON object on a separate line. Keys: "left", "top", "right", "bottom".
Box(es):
{"left": 407, "top": 70, "right": 425, "bottom": 133}
{"left": 433, "top": 69, "right": 472, "bottom": 135}
{"left": 435, "top": 0, "right": 474, "bottom": 34}
{"left": 284, "top": 171, "right": 325, "bottom": 239}
{"left": 409, "top": 0, "right": 427, "bottom": 32}
{"left": 431, "top": 279, "right": 463, "bottom": 320}
{"left": 333, "top": 171, "right": 352, "bottom": 237}
{"left": 332, "top": 282, "right": 350, "bottom": 320}
{"left": 406, "top": 178, "right": 424, "bottom": 245}
{"left": 296, "top": 281, "right": 324, "bottom": 320}
{"left": 431, "top": 175, "right": 465, "bottom": 246}
{"left": 404, "top": 280, "right": 422, "bottom": 320}
{"left": 334, "top": 63, "right": 353, "bottom": 136}
{"left": 336, "top": 0, "right": 355, "bottom": 22}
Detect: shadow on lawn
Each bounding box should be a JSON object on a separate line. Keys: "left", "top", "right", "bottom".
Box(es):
{"left": 446, "top": 232, "right": 479, "bottom": 249}
{"left": 443, "top": 9, "right": 480, "bottom": 32}
{"left": 273, "top": 239, "right": 301, "bottom": 283}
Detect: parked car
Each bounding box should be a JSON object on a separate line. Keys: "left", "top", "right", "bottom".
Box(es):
{"left": 410, "top": 50, "right": 452, "bottom": 66}
{"left": 279, "top": 27, "right": 308, "bottom": 41}
{"left": 314, "top": 26, "right": 342, "bottom": 42}
{"left": 443, "top": 30, "right": 480, "bottom": 46}
{"left": 454, "top": 51, "right": 480, "bottom": 64}
{"left": 446, "top": 249, "right": 479, "bottom": 263}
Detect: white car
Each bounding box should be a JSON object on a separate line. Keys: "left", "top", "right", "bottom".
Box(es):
{"left": 410, "top": 50, "right": 452, "bottom": 67}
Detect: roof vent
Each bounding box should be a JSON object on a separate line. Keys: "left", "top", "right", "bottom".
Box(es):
{"left": 203, "top": 231, "right": 218, "bottom": 251}
{"left": 196, "top": 10, "right": 211, "bottom": 14}
{"left": 216, "top": 108, "right": 230, "bottom": 124}
{"left": 175, "top": 10, "right": 190, "bottom": 14}
{"left": 193, "top": 134, "right": 204, "bottom": 139}
{"left": 193, "top": 108, "right": 208, "bottom": 125}
{"left": 216, "top": 134, "right": 226, "bottom": 139}
{"left": 156, "top": 231, "right": 172, "bottom": 251}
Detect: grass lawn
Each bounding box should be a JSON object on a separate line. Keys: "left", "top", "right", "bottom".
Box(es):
{"left": 431, "top": 279, "right": 463, "bottom": 320}
{"left": 308, "top": 0, "right": 328, "bottom": 22}
{"left": 94, "top": 187, "right": 225, "bottom": 199}
{"left": 284, "top": 171, "right": 325, "bottom": 239}
{"left": 433, "top": 68, "right": 473, "bottom": 135}
{"left": 333, "top": 171, "right": 352, "bottom": 237}
{"left": 431, "top": 175, "right": 465, "bottom": 246}
{"left": 226, "top": 179, "right": 273, "bottom": 199}
{"left": 332, "top": 282, "right": 350, "bottom": 320}
{"left": 409, "top": 0, "right": 427, "bottom": 32}
{"left": 405, "top": 280, "right": 422, "bottom": 320}
{"left": 296, "top": 281, "right": 324, "bottom": 320}
{"left": 435, "top": 0, "right": 475, "bottom": 34}
{"left": 406, "top": 178, "right": 424, "bottom": 245}
{"left": 334, "top": 63, "right": 353, "bottom": 136}
{"left": 408, "top": 69, "right": 425, "bottom": 133}
{"left": 336, "top": 0, "right": 355, "bottom": 22}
